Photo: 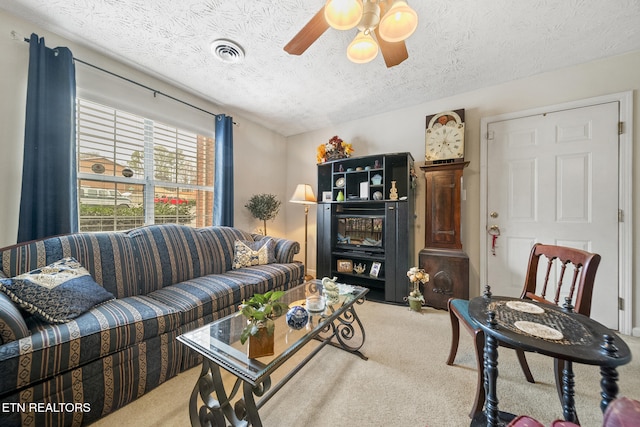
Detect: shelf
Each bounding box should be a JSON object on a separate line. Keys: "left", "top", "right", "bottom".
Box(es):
{"left": 332, "top": 250, "right": 385, "bottom": 262}
{"left": 332, "top": 271, "right": 386, "bottom": 283}
{"left": 320, "top": 199, "right": 407, "bottom": 204}
{"left": 317, "top": 152, "right": 415, "bottom": 304}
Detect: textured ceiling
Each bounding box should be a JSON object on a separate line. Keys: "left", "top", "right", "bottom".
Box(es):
{"left": 3, "top": 0, "right": 640, "bottom": 136}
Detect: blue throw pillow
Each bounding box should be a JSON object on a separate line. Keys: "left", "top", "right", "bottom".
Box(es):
{"left": 0, "top": 257, "right": 115, "bottom": 324}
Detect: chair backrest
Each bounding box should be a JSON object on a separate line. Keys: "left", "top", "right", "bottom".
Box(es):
{"left": 519, "top": 243, "right": 601, "bottom": 316}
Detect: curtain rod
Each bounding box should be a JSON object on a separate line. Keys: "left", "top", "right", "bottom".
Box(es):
{"left": 72, "top": 57, "right": 224, "bottom": 120}
{"left": 17, "top": 31, "right": 236, "bottom": 124}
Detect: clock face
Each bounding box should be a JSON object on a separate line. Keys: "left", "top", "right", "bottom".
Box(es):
{"left": 426, "top": 124, "right": 464, "bottom": 161}
{"left": 425, "top": 109, "right": 465, "bottom": 163}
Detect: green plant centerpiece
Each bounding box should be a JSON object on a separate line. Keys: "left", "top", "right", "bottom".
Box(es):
{"left": 244, "top": 193, "right": 281, "bottom": 235}
{"left": 239, "top": 291, "right": 289, "bottom": 357}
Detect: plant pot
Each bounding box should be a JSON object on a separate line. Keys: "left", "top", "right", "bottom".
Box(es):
{"left": 408, "top": 297, "right": 423, "bottom": 312}
{"left": 248, "top": 328, "right": 274, "bottom": 358}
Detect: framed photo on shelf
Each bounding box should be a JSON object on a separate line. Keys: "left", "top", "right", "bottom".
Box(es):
{"left": 369, "top": 262, "right": 381, "bottom": 277}
{"left": 337, "top": 259, "right": 353, "bottom": 273}
{"left": 322, "top": 191, "right": 332, "bottom": 202}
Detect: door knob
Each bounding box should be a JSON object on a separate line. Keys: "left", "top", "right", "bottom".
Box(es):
{"left": 490, "top": 211, "right": 499, "bottom": 218}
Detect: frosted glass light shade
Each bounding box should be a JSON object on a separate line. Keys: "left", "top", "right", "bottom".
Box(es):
{"left": 347, "top": 31, "right": 379, "bottom": 63}
{"left": 378, "top": 0, "right": 418, "bottom": 42}
{"left": 324, "top": 0, "right": 364, "bottom": 30}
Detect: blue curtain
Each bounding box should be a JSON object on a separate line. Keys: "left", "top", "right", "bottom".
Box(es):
{"left": 18, "top": 34, "right": 78, "bottom": 243}
{"left": 213, "top": 114, "right": 234, "bottom": 226}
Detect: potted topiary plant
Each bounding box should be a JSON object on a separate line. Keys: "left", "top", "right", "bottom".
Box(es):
{"left": 244, "top": 193, "right": 281, "bottom": 236}
{"left": 239, "top": 290, "right": 289, "bottom": 358}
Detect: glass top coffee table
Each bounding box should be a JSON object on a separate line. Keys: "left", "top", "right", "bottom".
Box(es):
{"left": 177, "top": 280, "right": 368, "bottom": 427}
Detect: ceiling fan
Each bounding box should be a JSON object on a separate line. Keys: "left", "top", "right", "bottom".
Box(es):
{"left": 284, "top": 0, "right": 418, "bottom": 67}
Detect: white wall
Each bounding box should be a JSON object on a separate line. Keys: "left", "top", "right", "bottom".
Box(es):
{"left": 0, "top": 9, "right": 289, "bottom": 247}
{"left": 285, "top": 50, "right": 640, "bottom": 334}
{"left": 2, "top": 8, "right": 637, "bottom": 333}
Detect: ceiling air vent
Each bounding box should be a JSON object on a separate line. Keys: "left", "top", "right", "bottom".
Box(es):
{"left": 210, "top": 39, "right": 245, "bottom": 64}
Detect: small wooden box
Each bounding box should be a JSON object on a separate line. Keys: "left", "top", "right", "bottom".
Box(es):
{"left": 337, "top": 259, "right": 353, "bottom": 273}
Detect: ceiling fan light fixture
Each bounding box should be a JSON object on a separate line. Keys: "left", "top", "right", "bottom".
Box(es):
{"left": 357, "top": 0, "right": 381, "bottom": 31}
{"left": 324, "top": 0, "right": 364, "bottom": 30}
{"left": 378, "top": 0, "right": 418, "bottom": 42}
{"left": 347, "top": 30, "right": 379, "bottom": 63}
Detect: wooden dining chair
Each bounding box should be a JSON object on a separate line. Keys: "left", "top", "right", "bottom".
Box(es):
{"left": 446, "top": 243, "right": 601, "bottom": 418}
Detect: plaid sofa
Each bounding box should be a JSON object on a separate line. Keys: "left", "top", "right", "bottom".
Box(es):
{"left": 0, "top": 224, "right": 303, "bottom": 426}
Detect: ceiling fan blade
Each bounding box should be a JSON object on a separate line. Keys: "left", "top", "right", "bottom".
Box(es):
{"left": 375, "top": 0, "right": 409, "bottom": 68}
{"left": 374, "top": 26, "right": 409, "bottom": 68}
{"left": 284, "top": 7, "right": 330, "bottom": 55}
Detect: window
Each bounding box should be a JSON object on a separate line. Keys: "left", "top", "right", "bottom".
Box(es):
{"left": 77, "top": 98, "right": 214, "bottom": 232}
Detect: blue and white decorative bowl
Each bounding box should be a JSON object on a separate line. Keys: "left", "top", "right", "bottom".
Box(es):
{"left": 286, "top": 306, "right": 309, "bottom": 330}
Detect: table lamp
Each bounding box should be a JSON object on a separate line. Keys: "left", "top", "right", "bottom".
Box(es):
{"left": 290, "top": 184, "right": 316, "bottom": 280}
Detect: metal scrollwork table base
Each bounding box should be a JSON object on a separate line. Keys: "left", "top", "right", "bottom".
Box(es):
{"left": 177, "top": 281, "right": 368, "bottom": 427}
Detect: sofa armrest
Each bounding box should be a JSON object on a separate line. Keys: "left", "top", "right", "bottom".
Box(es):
{"left": 252, "top": 234, "right": 300, "bottom": 264}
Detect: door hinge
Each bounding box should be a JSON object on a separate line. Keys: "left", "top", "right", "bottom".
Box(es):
{"left": 618, "top": 121, "right": 624, "bottom": 135}
{"left": 619, "top": 297, "right": 625, "bottom": 311}
{"left": 487, "top": 130, "right": 495, "bottom": 140}
{"left": 619, "top": 209, "right": 624, "bottom": 222}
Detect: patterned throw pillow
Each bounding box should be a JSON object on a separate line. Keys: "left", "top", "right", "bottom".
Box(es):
{"left": 232, "top": 239, "right": 276, "bottom": 269}
{"left": 0, "top": 292, "right": 30, "bottom": 344}
{"left": 0, "top": 257, "right": 115, "bottom": 324}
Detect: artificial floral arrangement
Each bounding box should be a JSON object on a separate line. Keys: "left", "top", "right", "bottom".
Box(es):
{"left": 406, "top": 266, "right": 429, "bottom": 310}
{"left": 239, "top": 290, "right": 289, "bottom": 344}
{"left": 317, "top": 135, "right": 354, "bottom": 163}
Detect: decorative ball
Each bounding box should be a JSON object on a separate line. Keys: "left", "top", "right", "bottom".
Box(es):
{"left": 286, "top": 306, "right": 309, "bottom": 330}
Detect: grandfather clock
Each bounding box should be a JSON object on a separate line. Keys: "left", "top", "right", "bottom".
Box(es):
{"left": 419, "top": 162, "right": 469, "bottom": 310}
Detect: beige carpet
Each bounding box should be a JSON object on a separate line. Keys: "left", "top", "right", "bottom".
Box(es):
{"left": 90, "top": 300, "right": 640, "bottom": 427}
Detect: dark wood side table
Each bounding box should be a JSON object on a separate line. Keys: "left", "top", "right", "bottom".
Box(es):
{"left": 468, "top": 294, "right": 632, "bottom": 427}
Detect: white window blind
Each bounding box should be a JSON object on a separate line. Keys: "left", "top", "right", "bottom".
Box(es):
{"left": 76, "top": 98, "right": 214, "bottom": 231}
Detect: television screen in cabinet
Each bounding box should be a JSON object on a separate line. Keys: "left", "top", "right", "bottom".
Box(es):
{"left": 334, "top": 204, "right": 385, "bottom": 253}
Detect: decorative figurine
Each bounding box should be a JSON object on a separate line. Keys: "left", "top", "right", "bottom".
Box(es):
{"left": 389, "top": 180, "right": 398, "bottom": 200}
{"left": 353, "top": 263, "right": 366, "bottom": 274}
{"left": 322, "top": 276, "right": 340, "bottom": 306}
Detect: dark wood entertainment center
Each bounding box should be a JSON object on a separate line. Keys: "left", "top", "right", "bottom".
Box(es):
{"left": 316, "top": 153, "right": 414, "bottom": 303}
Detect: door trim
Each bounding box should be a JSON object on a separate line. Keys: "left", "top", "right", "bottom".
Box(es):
{"left": 480, "top": 91, "right": 633, "bottom": 335}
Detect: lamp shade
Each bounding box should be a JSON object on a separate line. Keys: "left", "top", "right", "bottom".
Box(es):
{"left": 347, "top": 31, "right": 379, "bottom": 64}
{"left": 290, "top": 184, "right": 317, "bottom": 204}
{"left": 378, "top": 0, "right": 418, "bottom": 42}
{"left": 324, "top": 0, "right": 364, "bottom": 30}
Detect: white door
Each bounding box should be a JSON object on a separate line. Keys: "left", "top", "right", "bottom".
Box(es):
{"left": 486, "top": 102, "right": 619, "bottom": 329}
